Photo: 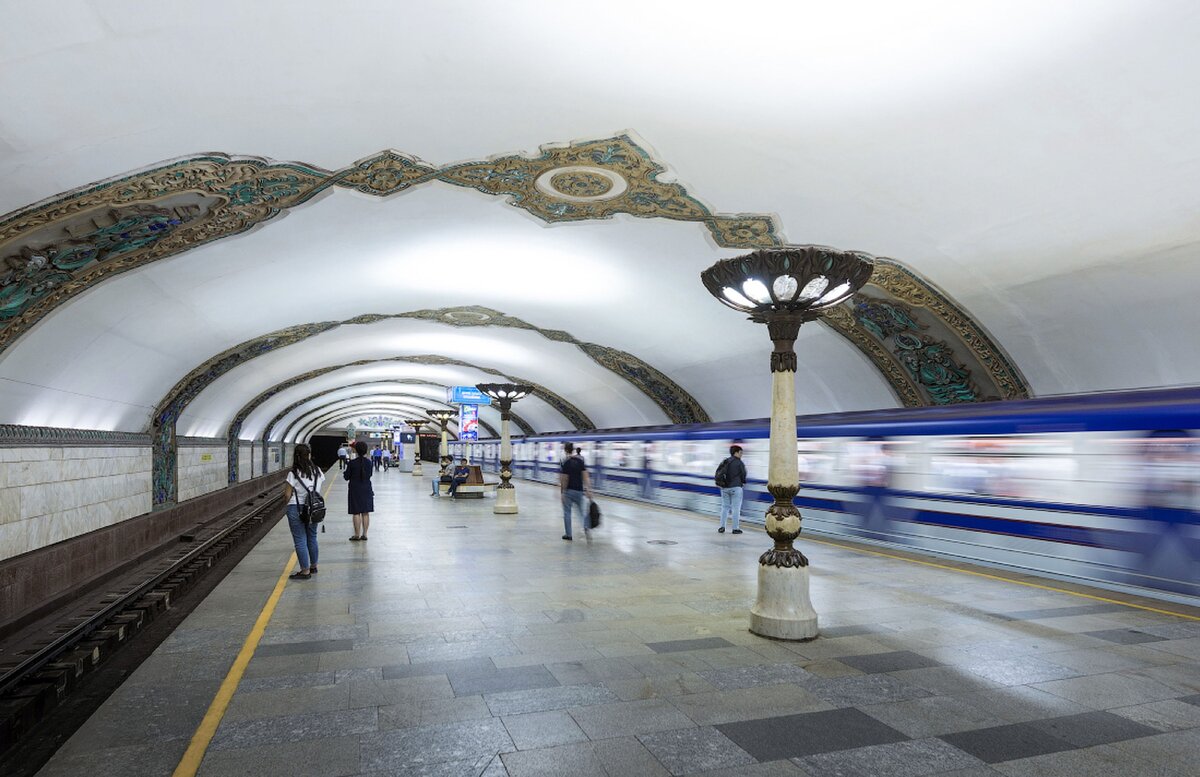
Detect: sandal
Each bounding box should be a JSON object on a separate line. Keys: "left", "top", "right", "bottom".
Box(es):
{"left": 310, "top": 566, "right": 318, "bottom": 574}
{"left": 289, "top": 572, "right": 311, "bottom": 580}
{"left": 349, "top": 535, "right": 362, "bottom": 541}
{"left": 360, "top": 535, "right": 368, "bottom": 541}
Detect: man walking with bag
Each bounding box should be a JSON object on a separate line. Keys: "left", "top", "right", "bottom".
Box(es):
{"left": 716, "top": 444, "right": 747, "bottom": 534}
{"left": 560, "top": 442, "right": 593, "bottom": 541}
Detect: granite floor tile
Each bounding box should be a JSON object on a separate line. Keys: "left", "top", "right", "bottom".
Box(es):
{"left": 406, "top": 638, "right": 522, "bottom": 663}
{"left": 938, "top": 721, "right": 1077, "bottom": 764}
{"left": 545, "top": 656, "right": 644, "bottom": 685}
{"left": 957, "top": 686, "right": 1091, "bottom": 724}
{"left": 1031, "top": 710, "right": 1159, "bottom": 748}
{"left": 237, "top": 670, "right": 339, "bottom": 692}
{"left": 223, "top": 682, "right": 350, "bottom": 721}
{"left": 378, "top": 695, "right": 493, "bottom": 730}
{"left": 1180, "top": 693, "right": 1200, "bottom": 707}
{"left": 381, "top": 656, "right": 497, "bottom": 680}
{"left": 568, "top": 697, "right": 697, "bottom": 739}
{"left": 670, "top": 683, "right": 833, "bottom": 726}
{"left": 209, "top": 708, "right": 377, "bottom": 751}
{"left": 1148, "top": 637, "right": 1200, "bottom": 661}
{"left": 793, "top": 736, "right": 983, "bottom": 777}
{"left": 606, "top": 672, "right": 720, "bottom": 701}
{"left": 360, "top": 718, "right": 515, "bottom": 772}
{"left": 1031, "top": 672, "right": 1181, "bottom": 709}
{"left": 590, "top": 736, "right": 673, "bottom": 776}
{"left": 196, "top": 734, "right": 360, "bottom": 777}
{"left": 648, "top": 637, "right": 737, "bottom": 654}
{"left": 959, "top": 657, "right": 1080, "bottom": 686}
{"left": 697, "top": 662, "right": 814, "bottom": 691}
{"left": 348, "top": 674, "right": 455, "bottom": 707}
{"left": 988, "top": 743, "right": 1191, "bottom": 777}
{"left": 804, "top": 674, "right": 934, "bottom": 707}
{"left": 861, "top": 695, "right": 1007, "bottom": 738}
{"left": 54, "top": 681, "right": 218, "bottom": 754}
{"left": 484, "top": 682, "right": 619, "bottom": 716}
{"left": 36, "top": 742, "right": 186, "bottom": 777}
{"left": 717, "top": 707, "right": 908, "bottom": 761}
{"left": 638, "top": 725, "right": 756, "bottom": 775}
{"left": 1083, "top": 628, "right": 1169, "bottom": 645}
{"left": 688, "top": 761, "right": 807, "bottom": 777}
{"left": 1106, "top": 726, "right": 1200, "bottom": 762}
{"left": 449, "top": 664, "right": 559, "bottom": 696}
{"left": 501, "top": 709, "right": 589, "bottom": 750}
{"left": 885, "top": 665, "right": 1002, "bottom": 696}
{"left": 837, "top": 650, "right": 942, "bottom": 674}
{"left": 1110, "top": 698, "right": 1200, "bottom": 732}
{"left": 995, "top": 604, "right": 1126, "bottom": 621}
{"left": 500, "top": 742, "right": 608, "bottom": 777}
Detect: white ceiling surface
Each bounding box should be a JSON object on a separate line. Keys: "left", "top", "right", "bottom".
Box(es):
{"left": 245, "top": 382, "right": 458, "bottom": 441}
{"left": 288, "top": 402, "right": 455, "bottom": 445}
{"left": 2, "top": 1, "right": 1199, "bottom": 432}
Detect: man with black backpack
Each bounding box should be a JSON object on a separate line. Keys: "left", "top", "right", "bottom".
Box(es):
{"left": 715, "top": 444, "right": 747, "bottom": 534}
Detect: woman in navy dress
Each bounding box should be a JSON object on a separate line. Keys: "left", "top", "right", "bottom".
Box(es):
{"left": 345, "top": 440, "right": 375, "bottom": 541}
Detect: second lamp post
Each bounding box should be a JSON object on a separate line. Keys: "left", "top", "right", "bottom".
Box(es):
{"left": 475, "top": 383, "right": 532, "bottom": 514}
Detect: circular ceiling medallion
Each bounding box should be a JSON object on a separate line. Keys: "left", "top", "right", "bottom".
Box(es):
{"left": 535, "top": 166, "right": 628, "bottom": 202}
{"left": 443, "top": 310, "right": 491, "bottom": 324}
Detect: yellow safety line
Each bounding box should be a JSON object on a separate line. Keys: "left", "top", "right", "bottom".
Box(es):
{"left": 173, "top": 470, "right": 336, "bottom": 777}
{"left": 535, "top": 480, "right": 1200, "bottom": 623}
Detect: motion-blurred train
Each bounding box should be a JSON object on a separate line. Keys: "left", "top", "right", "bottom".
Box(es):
{"left": 456, "top": 387, "right": 1199, "bottom": 605}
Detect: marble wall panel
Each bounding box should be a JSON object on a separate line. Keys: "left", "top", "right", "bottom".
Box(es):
{"left": 177, "top": 445, "right": 228, "bottom": 502}
{"left": 238, "top": 444, "right": 252, "bottom": 482}
{"left": 0, "top": 445, "right": 152, "bottom": 560}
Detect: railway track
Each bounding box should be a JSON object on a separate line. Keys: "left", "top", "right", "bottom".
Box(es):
{"left": 0, "top": 487, "right": 286, "bottom": 759}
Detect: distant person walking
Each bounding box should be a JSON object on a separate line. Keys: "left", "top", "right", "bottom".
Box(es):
{"left": 345, "top": 440, "right": 374, "bottom": 541}
{"left": 382, "top": 447, "right": 392, "bottom": 471}
{"left": 560, "top": 442, "right": 593, "bottom": 541}
{"left": 372, "top": 445, "right": 384, "bottom": 472}
{"left": 716, "top": 445, "right": 747, "bottom": 534}
{"left": 337, "top": 443, "right": 349, "bottom": 471}
{"left": 284, "top": 444, "right": 325, "bottom": 579}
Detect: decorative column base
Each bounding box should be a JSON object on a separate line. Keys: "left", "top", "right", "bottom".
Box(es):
{"left": 412, "top": 462, "right": 423, "bottom": 477}
{"left": 493, "top": 487, "right": 518, "bottom": 514}
{"left": 749, "top": 564, "right": 819, "bottom": 641}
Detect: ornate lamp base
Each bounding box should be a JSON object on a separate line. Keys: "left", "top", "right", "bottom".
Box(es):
{"left": 749, "top": 564, "right": 819, "bottom": 641}
{"left": 494, "top": 487, "right": 518, "bottom": 514}
{"left": 412, "top": 462, "right": 423, "bottom": 477}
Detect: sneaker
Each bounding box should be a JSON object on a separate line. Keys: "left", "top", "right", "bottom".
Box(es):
{"left": 310, "top": 566, "right": 318, "bottom": 574}
{"left": 718, "top": 527, "right": 726, "bottom": 533}
{"left": 562, "top": 534, "right": 573, "bottom": 541}
{"left": 732, "top": 529, "right": 743, "bottom": 534}
{"left": 289, "top": 572, "right": 311, "bottom": 580}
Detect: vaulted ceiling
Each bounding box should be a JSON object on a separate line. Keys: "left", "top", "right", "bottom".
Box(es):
{"left": 2, "top": 1, "right": 1198, "bottom": 443}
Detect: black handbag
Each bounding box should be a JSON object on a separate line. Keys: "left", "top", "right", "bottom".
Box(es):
{"left": 588, "top": 499, "right": 601, "bottom": 528}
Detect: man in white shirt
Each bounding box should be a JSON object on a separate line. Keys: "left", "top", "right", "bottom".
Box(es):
{"left": 337, "top": 444, "right": 349, "bottom": 471}
{"left": 381, "top": 447, "right": 393, "bottom": 471}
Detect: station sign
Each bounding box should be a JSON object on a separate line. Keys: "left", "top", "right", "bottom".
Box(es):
{"left": 446, "top": 386, "right": 492, "bottom": 405}
{"left": 459, "top": 404, "right": 479, "bottom": 440}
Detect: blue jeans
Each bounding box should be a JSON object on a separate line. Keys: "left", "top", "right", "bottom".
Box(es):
{"left": 719, "top": 486, "right": 743, "bottom": 530}
{"left": 448, "top": 477, "right": 468, "bottom": 496}
{"left": 562, "top": 489, "right": 588, "bottom": 537}
{"left": 287, "top": 504, "right": 319, "bottom": 569}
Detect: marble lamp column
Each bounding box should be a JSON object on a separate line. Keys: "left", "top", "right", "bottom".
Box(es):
{"left": 475, "top": 383, "right": 532, "bottom": 515}
{"left": 427, "top": 410, "right": 456, "bottom": 463}
{"left": 701, "top": 246, "right": 875, "bottom": 641}
{"left": 405, "top": 419, "right": 427, "bottom": 477}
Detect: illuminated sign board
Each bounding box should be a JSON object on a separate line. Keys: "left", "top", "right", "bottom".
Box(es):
{"left": 459, "top": 404, "right": 479, "bottom": 440}
{"left": 446, "top": 386, "right": 491, "bottom": 405}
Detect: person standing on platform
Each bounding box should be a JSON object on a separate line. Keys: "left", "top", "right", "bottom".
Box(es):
{"left": 346, "top": 440, "right": 374, "bottom": 541}
{"left": 382, "top": 446, "right": 392, "bottom": 471}
{"left": 337, "top": 443, "right": 349, "bottom": 471}
{"left": 716, "top": 445, "right": 747, "bottom": 534}
{"left": 560, "top": 442, "right": 593, "bottom": 541}
{"left": 284, "top": 444, "right": 325, "bottom": 579}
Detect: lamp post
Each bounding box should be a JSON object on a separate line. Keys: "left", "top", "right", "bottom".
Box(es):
{"left": 427, "top": 409, "right": 456, "bottom": 461}
{"left": 701, "top": 246, "right": 874, "bottom": 640}
{"left": 476, "top": 383, "right": 532, "bottom": 514}
{"left": 405, "top": 419, "right": 427, "bottom": 477}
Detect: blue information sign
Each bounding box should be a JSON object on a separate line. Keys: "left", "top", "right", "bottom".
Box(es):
{"left": 447, "top": 386, "right": 492, "bottom": 405}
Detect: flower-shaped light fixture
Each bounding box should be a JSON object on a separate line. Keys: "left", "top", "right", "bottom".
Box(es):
{"left": 700, "top": 245, "right": 875, "bottom": 323}
{"left": 475, "top": 383, "right": 532, "bottom": 405}
{"left": 427, "top": 409, "right": 457, "bottom": 424}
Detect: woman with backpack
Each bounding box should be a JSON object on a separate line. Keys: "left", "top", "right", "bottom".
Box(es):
{"left": 284, "top": 443, "right": 326, "bottom": 580}
{"left": 345, "top": 440, "right": 375, "bottom": 541}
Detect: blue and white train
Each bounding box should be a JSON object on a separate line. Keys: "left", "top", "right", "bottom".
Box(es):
{"left": 455, "top": 387, "right": 1200, "bottom": 605}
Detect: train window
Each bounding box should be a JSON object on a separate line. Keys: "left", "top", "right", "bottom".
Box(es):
{"left": 608, "top": 441, "right": 643, "bottom": 469}
{"left": 927, "top": 436, "right": 1076, "bottom": 501}
{"left": 661, "top": 441, "right": 686, "bottom": 473}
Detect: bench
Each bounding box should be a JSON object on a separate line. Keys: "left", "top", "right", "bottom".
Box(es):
{"left": 438, "top": 465, "right": 500, "bottom": 498}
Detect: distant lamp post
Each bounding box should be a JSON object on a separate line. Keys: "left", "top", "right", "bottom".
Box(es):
{"left": 427, "top": 409, "right": 457, "bottom": 461}
{"left": 701, "top": 246, "right": 874, "bottom": 640}
{"left": 405, "top": 419, "right": 427, "bottom": 477}
{"left": 476, "top": 383, "right": 532, "bottom": 515}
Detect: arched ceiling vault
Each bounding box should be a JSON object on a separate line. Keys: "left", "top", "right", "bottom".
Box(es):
{"left": 0, "top": 135, "right": 1028, "bottom": 423}
{"left": 278, "top": 397, "right": 495, "bottom": 444}
{"left": 287, "top": 401, "right": 467, "bottom": 444}
{"left": 260, "top": 381, "right": 532, "bottom": 442}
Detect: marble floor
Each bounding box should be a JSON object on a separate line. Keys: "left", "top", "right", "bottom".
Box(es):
{"left": 36, "top": 468, "right": 1200, "bottom": 777}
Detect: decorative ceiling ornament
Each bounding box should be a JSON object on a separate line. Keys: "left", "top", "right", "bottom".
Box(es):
{"left": 0, "top": 134, "right": 1027, "bottom": 408}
